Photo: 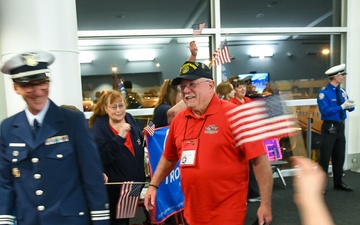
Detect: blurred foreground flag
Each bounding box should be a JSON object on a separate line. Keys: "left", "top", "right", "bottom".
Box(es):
{"left": 226, "top": 94, "right": 300, "bottom": 147}
{"left": 116, "top": 182, "right": 145, "bottom": 219}
{"left": 192, "top": 23, "right": 205, "bottom": 35}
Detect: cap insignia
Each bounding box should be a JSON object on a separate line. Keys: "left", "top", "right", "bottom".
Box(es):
{"left": 181, "top": 65, "right": 190, "bottom": 74}
{"left": 21, "top": 53, "right": 39, "bottom": 67}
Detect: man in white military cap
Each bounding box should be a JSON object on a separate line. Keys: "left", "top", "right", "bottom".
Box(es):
{"left": 317, "top": 63, "right": 355, "bottom": 192}
{"left": 0, "top": 50, "right": 110, "bottom": 225}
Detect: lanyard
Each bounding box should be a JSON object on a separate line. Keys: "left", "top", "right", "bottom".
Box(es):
{"left": 183, "top": 116, "right": 207, "bottom": 140}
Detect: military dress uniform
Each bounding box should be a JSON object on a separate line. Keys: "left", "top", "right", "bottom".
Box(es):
{"left": 317, "top": 64, "right": 355, "bottom": 191}
{"left": 0, "top": 50, "right": 110, "bottom": 225}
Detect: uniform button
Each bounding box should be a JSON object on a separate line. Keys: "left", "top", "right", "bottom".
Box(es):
{"left": 56, "top": 154, "right": 63, "bottom": 158}
{"left": 12, "top": 159, "right": 18, "bottom": 163}
{"left": 35, "top": 190, "right": 43, "bottom": 195}
{"left": 32, "top": 158, "right": 39, "bottom": 163}
{"left": 37, "top": 205, "right": 45, "bottom": 211}
{"left": 79, "top": 212, "right": 84, "bottom": 216}
{"left": 12, "top": 151, "right": 19, "bottom": 156}
{"left": 34, "top": 174, "right": 42, "bottom": 179}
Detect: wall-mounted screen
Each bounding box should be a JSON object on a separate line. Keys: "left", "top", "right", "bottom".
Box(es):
{"left": 237, "top": 72, "right": 269, "bottom": 94}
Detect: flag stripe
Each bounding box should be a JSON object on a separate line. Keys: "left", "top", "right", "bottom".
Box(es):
{"left": 213, "top": 44, "right": 231, "bottom": 66}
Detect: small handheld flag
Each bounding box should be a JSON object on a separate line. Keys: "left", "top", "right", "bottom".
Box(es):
{"left": 212, "top": 40, "right": 231, "bottom": 67}
{"left": 192, "top": 23, "right": 205, "bottom": 35}
{"left": 144, "top": 121, "right": 155, "bottom": 136}
{"left": 118, "top": 79, "right": 128, "bottom": 98}
{"left": 116, "top": 182, "right": 145, "bottom": 219}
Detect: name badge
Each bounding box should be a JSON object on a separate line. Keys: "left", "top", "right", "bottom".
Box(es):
{"left": 180, "top": 150, "right": 196, "bottom": 166}
{"left": 180, "top": 138, "right": 198, "bottom": 167}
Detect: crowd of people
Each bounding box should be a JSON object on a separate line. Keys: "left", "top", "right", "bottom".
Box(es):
{"left": 0, "top": 42, "right": 354, "bottom": 225}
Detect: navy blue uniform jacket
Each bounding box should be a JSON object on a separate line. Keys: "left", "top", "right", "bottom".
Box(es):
{"left": 0, "top": 100, "right": 109, "bottom": 225}
{"left": 90, "top": 113, "right": 145, "bottom": 216}
{"left": 90, "top": 113, "right": 145, "bottom": 183}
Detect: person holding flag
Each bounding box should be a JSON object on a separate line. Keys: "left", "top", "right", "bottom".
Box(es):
{"left": 89, "top": 90, "right": 145, "bottom": 225}
{"left": 144, "top": 61, "right": 273, "bottom": 225}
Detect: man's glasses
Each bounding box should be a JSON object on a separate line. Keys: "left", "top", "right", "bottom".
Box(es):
{"left": 107, "top": 104, "right": 125, "bottom": 110}
{"left": 18, "top": 80, "right": 50, "bottom": 93}
{"left": 178, "top": 80, "right": 211, "bottom": 91}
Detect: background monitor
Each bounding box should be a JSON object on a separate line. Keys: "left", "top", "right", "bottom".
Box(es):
{"left": 237, "top": 72, "right": 270, "bottom": 94}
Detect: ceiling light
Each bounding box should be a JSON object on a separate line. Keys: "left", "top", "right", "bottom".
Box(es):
{"left": 127, "top": 56, "right": 155, "bottom": 62}
{"left": 322, "top": 49, "right": 330, "bottom": 55}
{"left": 250, "top": 53, "right": 274, "bottom": 57}
{"left": 249, "top": 47, "right": 274, "bottom": 58}
{"left": 127, "top": 49, "right": 155, "bottom": 62}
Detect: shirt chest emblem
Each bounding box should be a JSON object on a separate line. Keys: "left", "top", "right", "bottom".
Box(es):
{"left": 204, "top": 124, "right": 218, "bottom": 134}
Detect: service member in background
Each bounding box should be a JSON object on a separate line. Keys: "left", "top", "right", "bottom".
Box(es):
{"left": 0, "top": 50, "right": 110, "bottom": 225}
{"left": 317, "top": 63, "right": 355, "bottom": 192}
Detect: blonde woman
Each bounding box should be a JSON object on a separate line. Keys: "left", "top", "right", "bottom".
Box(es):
{"left": 216, "top": 81, "right": 235, "bottom": 100}
{"left": 89, "top": 90, "right": 145, "bottom": 225}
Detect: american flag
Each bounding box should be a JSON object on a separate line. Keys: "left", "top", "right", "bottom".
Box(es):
{"left": 212, "top": 40, "right": 231, "bottom": 67}
{"left": 192, "top": 23, "right": 205, "bottom": 35}
{"left": 144, "top": 121, "right": 155, "bottom": 136}
{"left": 118, "top": 80, "right": 128, "bottom": 98}
{"left": 116, "top": 182, "right": 145, "bottom": 219}
{"left": 226, "top": 94, "right": 299, "bottom": 147}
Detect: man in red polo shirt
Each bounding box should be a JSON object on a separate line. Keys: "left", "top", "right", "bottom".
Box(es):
{"left": 144, "top": 61, "right": 273, "bottom": 225}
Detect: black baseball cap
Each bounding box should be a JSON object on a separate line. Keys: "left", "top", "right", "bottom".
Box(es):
{"left": 172, "top": 61, "right": 212, "bottom": 86}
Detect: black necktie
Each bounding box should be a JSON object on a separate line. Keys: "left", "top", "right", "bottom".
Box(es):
{"left": 336, "top": 88, "right": 344, "bottom": 120}
{"left": 33, "top": 119, "right": 40, "bottom": 139}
